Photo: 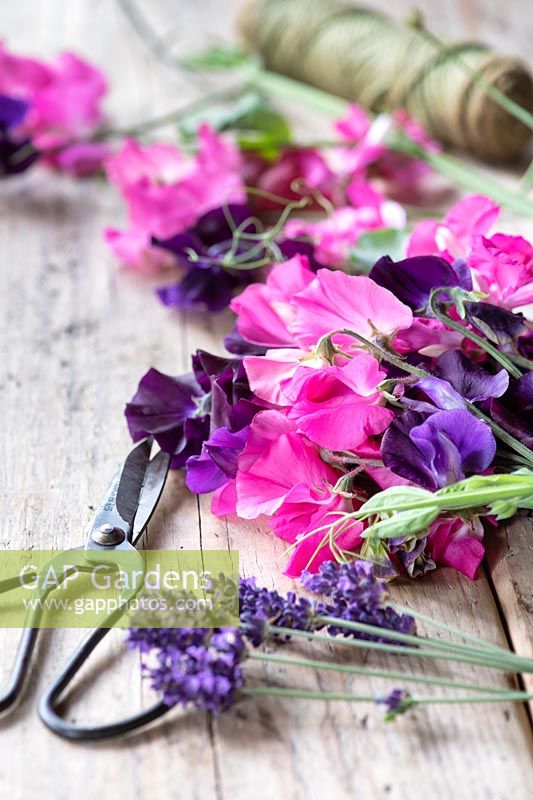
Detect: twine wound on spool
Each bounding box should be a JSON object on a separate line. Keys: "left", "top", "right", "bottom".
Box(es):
{"left": 237, "top": 0, "right": 533, "bottom": 162}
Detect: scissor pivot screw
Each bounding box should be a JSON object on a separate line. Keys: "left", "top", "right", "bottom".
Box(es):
{"left": 92, "top": 523, "right": 125, "bottom": 546}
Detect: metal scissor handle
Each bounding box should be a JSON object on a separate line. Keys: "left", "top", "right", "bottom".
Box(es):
{"left": 38, "top": 608, "right": 168, "bottom": 740}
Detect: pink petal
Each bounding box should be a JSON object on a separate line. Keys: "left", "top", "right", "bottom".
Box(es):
{"left": 290, "top": 269, "right": 413, "bottom": 348}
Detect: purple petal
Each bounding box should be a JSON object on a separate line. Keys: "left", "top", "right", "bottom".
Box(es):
{"left": 463, "top": 301, "right": 527, "bottom": 345}
{"left": 435, "top": 349, "right": 509, "bottom": 402}
{"left": 370, "top": 255, "right": 470, "bottom": 313}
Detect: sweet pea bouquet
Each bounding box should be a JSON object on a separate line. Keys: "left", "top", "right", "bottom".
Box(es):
{"left": 3, "top": 39, "right": 531, "bottom": 585}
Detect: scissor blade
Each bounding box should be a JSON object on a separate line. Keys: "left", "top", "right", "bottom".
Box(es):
{"left": 132, "top": 450, "right": 170, "bottom": 545}
{"left": 89, "top": 438, "right": 153, "bottom": 540}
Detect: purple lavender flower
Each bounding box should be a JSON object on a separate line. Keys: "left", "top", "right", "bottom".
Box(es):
{"left": 369, "top": 255, "right": 472, "bottom": 314}
{"left": 239, "top": 577, "right": 322, "bottom": 646}
{"left": 381, "top": 408, "right": 496, "bottom": 490}
{"left": 301, "top": 561, "right": 416, "bottom": 644}
{"left": 129, "top": 627, "right": 246, "bottom": 713}
{"left": 0, "top": 94, "right": 39, "bottom": 176}
{"left": 376, "top": 688, "right": 414, "bottom": 720}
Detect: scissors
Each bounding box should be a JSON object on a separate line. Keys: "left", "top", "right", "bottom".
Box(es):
{"left": 0, "top": 437, "right": 172, "bottom": 740}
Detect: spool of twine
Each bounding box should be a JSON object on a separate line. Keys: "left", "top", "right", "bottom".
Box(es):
{"left": 237, "top": 0, "right": 533, "bottom": 162}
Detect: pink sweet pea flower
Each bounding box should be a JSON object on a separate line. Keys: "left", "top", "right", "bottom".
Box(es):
{"left": 230, "top": 410, "right": 363, "bottom": 576}
{"left": 29, "top": 52, "right": 106, "bottom": 148}
{"left": 104, "top": 227, "right": 176, "bottom": 272}
{"left": 0, "top": 45, "right": 107, "bottom": 148}
{"left": 427, "top": 516, "right": 485, "bottom": 580}
{"left": 230, "top": 254, "right": 314, "bottom": 347}
{"left": 105, "top": 124, "right": 245, "bottom": 241}
{"left": 285, "top": 184, "right": 406, "bottom": 267}
{"left": 394, "top": 317, "right": 464, "bottom": 358}
{"left": 289, "top": 268, "right": 413, "bottom": 349}
{"left": 244, "top": 348, "right": 326, "bottom": 406}
{"left": 407, "top": 195, "right": 500, "bottom": 261}
{"left": 468, "top": 233, "right": 533, "bottom": 320}
{"left": 284, "top": 353, "right": 394, "bottom": 450}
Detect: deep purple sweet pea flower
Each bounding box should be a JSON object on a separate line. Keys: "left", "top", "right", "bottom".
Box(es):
{"left": 463, "top": 300, "right": 527, "bottom": 345}
{"left": 381, "top": 408, "right": 496, "bottom": 490}
{"left": 0, "top": 94, "right": 39, "bottom": 175}
{"left": 488, "top": 372, "right": 533, "bottom": 448}
{"left": 125, "top": 368, "right": 209, "bottom": 468}
{"left": 223, "top": 322, "right": 269, "bottom": 356}
{"left": 154, "top": 204, "right": 319, "bottom": 312}
{"left": 370, "top": 254, "right": 472, "bottom": 314}
{"left": 154, "top": 205, "right": 264, "bottom": 312}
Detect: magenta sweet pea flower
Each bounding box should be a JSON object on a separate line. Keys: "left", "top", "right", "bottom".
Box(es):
{"left": 284, "top": 353, "right": 394, "bottom": 450}
{"left": 407, "top": 194, "right": 500, "bottom": 262}
{"left": 289, "top": 268, "right": 413, "bottom": 349}
{"left": 104, "top": 226, "right": 177, "bottom": 272}
{"left": 0, "top": 44, "right": 107, "bottom": 174}
{"left": 105, "top": 124, "right": 245, "bottom": 242}
{"left": 224, "top": 410, "right": 363, "bottom": 576}
{"left": 230, "top": 254, "right": 314, "bottom": 347}
{"left": 469, "top": 233, "right": 533, "bottom": 320}
{"left": 0, "top": 45, "right": 106, "bottom": 147}
{"left": 427, "top": 516, "right": 485, "bottom": 580}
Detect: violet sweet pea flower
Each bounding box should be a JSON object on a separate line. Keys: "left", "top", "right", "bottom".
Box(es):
{"left": 369, "top": 254, "right": 472, "bottom": 314}
{"left": 125, "top": 368, "right": 209, "bottom": 469}
{"left": 0, "top": 94, "right": 39, "bottom": 175}
{"left": 381, "top": 408, "right": 496, "bottom": 490}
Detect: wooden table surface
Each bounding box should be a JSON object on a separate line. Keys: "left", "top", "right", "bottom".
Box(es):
{"left": 0, "top": 2, "right": 532, "bottom": 799}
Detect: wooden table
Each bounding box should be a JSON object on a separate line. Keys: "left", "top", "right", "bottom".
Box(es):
{"left": 0, "top": 2, "right": 531, "bottom": 798}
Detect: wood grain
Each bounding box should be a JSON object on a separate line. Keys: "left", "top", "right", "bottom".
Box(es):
{"left": 0, "top": 2, "right": 531, "bottom": 799}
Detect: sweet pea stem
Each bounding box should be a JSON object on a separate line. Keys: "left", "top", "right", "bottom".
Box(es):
{"left": 249, "top": 651, "right": 514, "bottom": 695}
{"left": 428, "top": 292, "right": 522, "bottom": 379}
{"left": 337, "top": 328, "right": 533, "bottom": 467}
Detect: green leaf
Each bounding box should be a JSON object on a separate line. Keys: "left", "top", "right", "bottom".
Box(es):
{"left": 179, "top": 92, "right": 291, "bottom": 158}
{"left": 355, "top": 486, "right": 437, "bottom": 519}
{"left": 347, "top": 228, "right": 410, "bottom": 274}
{"left": 361, "top": 507, "right": 440, "bottom": 540}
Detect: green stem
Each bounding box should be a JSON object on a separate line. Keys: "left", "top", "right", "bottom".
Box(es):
{"left": 388, "top": 603, "right": 510, "bottom": 655}
{"left": 519, "top": 158, "right": 533, "bottom": 194}
{"left": 428, "top": 292, "right": 522, "bottom": 379}
{"left": 242, "top": 686, "right": 533, "bottom": 705}
{"left": 267, "top": 626, "right": 532, "bottom": 673}
{"left": 315, "top": 616, "right": 533, "bottom": 671}
{"left": 96, "top": 86, "right": 243, "bottom": 140}
{"left": 249, "top": 651, "right": 513, "bottom": 695}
